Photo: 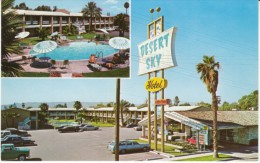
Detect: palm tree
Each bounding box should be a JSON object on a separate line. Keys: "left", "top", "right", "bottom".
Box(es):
{"left": 81, "top": 1, "right": 102, "bottom": 31}
{"left": 73, "top": 101, "right": 82, "bottom": 119}
{"left": 113, "top": 13, "right": 129, "bottom": 37}
{"left": 63, "top": 23, "right": 77, "bottom": 36}
{"left": 37, "top": 28, "right": 49, "bottom": 41}
{"left": 39, "top": 103, "right": 49, "bottom": 118}
{"left": 2, "top": 0, "right": 24, "bottom": 77}
{"left": 124, "top": 2, "right": 129, "bottom": 15}
{"left": 120, "top": 100, "right": 130, "bottom": 126}
{"left": 196, "top": 55, "right": 220, "bottom": 158}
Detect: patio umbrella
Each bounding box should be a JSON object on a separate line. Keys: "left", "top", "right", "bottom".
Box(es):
{"left": 108, "top": 37, "right": 130, "bottom": 50}
{"left": 15, "top": 31, "right": 30, "bottom": 39}
{"left": 33, "top": 40, "right": 58, "bottom": 54}
{"left": 50, "top": 31, "right": 59, "bottom": 37}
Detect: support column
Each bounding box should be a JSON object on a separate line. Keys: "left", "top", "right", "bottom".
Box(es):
{"left": 51, "top": 16, "right": 54, "bottom": 33}
{"left": 141, "top": 112, "right": 144, "bottom": 120}
{"left": 134, "top": 111, "right": 137, "bottom": 124}
{"left": 59, "top": 16, "right": 62, "bottom": 34}
{"left": 148, "top": 73, "right": 151, "bottom": 145}
{"left": 161, "top": 69, "right": 165, "bottom": 152}
{"left": 106, "top": 111, "right": 108, "bottom": 122}
{"left": 142, "top": 126, "right": 145, "bottom": 137}
{"left": 99, "top": 17, "right": 102, "bottom": 28}
{"left": 39, "top": 16, "right": 43, "bottom": 29}
{"left": 68, "top": 17, "right": 71, "bottom": 24}
{"left": 94, "top": 17, "right": 97, "bottom": 29}
{"left": 36, "top": 111, "right": 39, "bottom": 130}
{"left": 154, "top": 72, "right": 158, "bottom": 150}
{"left": 22, "top": 14, "right": 25, "bottom": 32}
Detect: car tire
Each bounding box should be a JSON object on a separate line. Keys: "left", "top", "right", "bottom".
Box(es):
{"left": 18, "top": 155, "right": 26, "bottom": 161}
{"left": 120, "top": 149, "right": 126, "bottom": 154}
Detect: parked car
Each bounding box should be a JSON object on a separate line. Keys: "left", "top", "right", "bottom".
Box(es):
{"left": 107, "top": 140, "right": 150, "bottom": 154}
{"left": 1, "top": 144, "right": 30, "bottom": 161}
{"left": 1, "top": 135, "right": 35, "bottom": 146}
{"left": 56, "top": 125, "right": 69, "bottom": 130}
{"left": 5, "top": 128, "right": 31, "bottom": 137}
{"left": 187, "top": 136, "right": 196, "bottom": 145}
{"left": 126, "top": 123, "right": 137, "bottom": 128}
{"left": 58, "top": 126, "right": 80, "bottom": 133}
{"left": 79, "top": 125, "right": 99, "bottom": 131}
{"left": 1, "top": 130, "right": 11, "bottom": 138}
{"left": 133, "top": 126, "right": 142, "bottom": 131}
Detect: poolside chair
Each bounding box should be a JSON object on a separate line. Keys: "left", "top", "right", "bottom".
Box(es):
{"left": 50, "top": 60, "right": 57, "bottom": 69}
{"left": 61, "top": 60, "right": 69, "bottom": 69}
{"left": 102, "top": 62, "right": 116, "bottom": 70}
{"left": 88, "top": 63, "right": 101, "bottom": 72}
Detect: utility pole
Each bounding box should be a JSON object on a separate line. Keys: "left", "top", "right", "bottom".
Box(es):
{"left": 115, "top": 79, "right": 120, "bottom": 161}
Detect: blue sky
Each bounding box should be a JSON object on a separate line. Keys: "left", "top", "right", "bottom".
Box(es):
{"left": 14, "top": 0, "right": 129, "bottom": 16}
{"left": 1, "top": 0, "right": 258, "bottom": 106}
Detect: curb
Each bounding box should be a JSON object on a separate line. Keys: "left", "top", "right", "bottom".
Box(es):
{"left": 149, "top": 150, "right": 174, "bottom": 158}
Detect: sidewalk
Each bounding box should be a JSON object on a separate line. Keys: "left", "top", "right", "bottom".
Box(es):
{"left": 150, "top": 151, "right": 213, "bottom": 161}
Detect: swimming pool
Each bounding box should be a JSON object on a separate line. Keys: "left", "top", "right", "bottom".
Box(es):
{"left": 30, "top": 41, "right": 118, "bottom": 60}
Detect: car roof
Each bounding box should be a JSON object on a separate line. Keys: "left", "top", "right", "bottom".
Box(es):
{"left": 5, "top": 134, "right": 20, "bottom": 138}
{"left": 1, "top": 130, "right": 11, "bottom": 133}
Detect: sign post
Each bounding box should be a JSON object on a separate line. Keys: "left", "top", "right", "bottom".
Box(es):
{"left": 138, "top": 7, "right": 177, "bottom": 153}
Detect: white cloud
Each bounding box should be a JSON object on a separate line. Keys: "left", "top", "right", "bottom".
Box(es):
{"left": 103, "top": 0, "right": 119, "bottom": 4}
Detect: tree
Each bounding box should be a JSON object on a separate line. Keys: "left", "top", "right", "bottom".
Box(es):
{"left": 173, "top": 96, "right": 180, "bottom": 106}
{"left": 53, "top": 6, "right": 58, "bottom": 11}
{"left": 36, "top": 28, "right": 49, "bottom": 41}
{"left": 82, "top": 1, "right": 102, "bottom": 31}
{"left": 63, "top": 23, "right": 77, "bottom": 36}
{"left": 78, "top": 110, "right": 87, "bottom": 124}
{"left": 39, "top": 103, "right": 49, "bottom": 114}
{"left": 2, "top": 0, "right": 24, "bottom": 77}
{"left": 106, "top": 102, "right": 114, "bottom": 107}
{"left": 197, "top": 101, "right": 211, "bottom": 108}
{"left": 179, "top": 102, "right": 191, "bottom": 106}
{"left": 13, "top": 2, "right": 30, "bottom": 10}
{"left": 22, "top": 103, "right": 25, "bottom": 108}
{"left": 73, "top": 101, "right": 82, "bottom": 119}
{"left": 197, "top": 55, "right": 220, "bottom": 158}
{"left": 238, "top": 90, "right": 258, "bottom": 110}
{"left": 124, "top": 2, "right": 129, "bottom": 15}
{"left": 113, "top": 13, "right": 129, "bottom": 37}
{"left": 34, "top": 5, "right": 52, "bottom": 11}
{"left": 119, "top": 99, "right": 130, "bottom": 126}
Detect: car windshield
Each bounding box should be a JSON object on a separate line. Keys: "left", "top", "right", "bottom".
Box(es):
{"left": 2, "top": 136, "right": 10, "bottom": 140}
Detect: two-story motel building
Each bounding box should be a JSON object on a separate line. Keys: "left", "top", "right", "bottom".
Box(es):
{"left": 9, "top": 9, "right": 114, "bottom": 35}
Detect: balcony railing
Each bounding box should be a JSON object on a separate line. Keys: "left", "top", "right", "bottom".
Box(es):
{"left": 42, "top": 21, "right": 50, "bottom": 25}
{"left": 32, "top": 21, "right": 38, "bottom": 25}
{"left": 62, "top": 20, "right": 68, "bottom": 24}
{"left": 53, "top": 20, "right": 59, "bottom": 24}
{"left": 25, "top": 21, "right": 31, "bottom": 25}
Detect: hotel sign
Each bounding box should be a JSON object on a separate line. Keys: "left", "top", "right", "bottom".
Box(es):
{"left": 145, "top": 77, "right": 167, "bottom": 92}
{"left": 138, "top": 27, "right": 177, "bottom": 75}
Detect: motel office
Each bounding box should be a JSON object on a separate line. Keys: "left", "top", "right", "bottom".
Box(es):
{"left": 1, "top": 106, "right": 258, "bottom": 146}
{"left": 9, "top": 9, "right": 114, "bottom": 35}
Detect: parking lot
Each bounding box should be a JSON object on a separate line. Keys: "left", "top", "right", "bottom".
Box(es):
{"left": 26, "top": 127, "right": 164, "bottom": 161}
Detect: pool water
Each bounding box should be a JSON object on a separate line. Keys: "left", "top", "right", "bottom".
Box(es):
{"left": 30, "top": 41, "right": 118, "bottom": 60}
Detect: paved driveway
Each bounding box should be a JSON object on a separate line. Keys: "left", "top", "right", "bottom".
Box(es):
{"left": 219, "top": 144, "right": 258, "bottom": 161}
{"left": 26, "top": 127, "right": 162, "bottom": 161}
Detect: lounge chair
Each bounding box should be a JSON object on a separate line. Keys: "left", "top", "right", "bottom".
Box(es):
{"left": 88, "top": 63, "right": 101, "bottom": 71}
{"left": 101, "top": 62, "right": 116, "bottom": 70}
{"left": 61, "top": 60, "right": 69, "bottom": 69}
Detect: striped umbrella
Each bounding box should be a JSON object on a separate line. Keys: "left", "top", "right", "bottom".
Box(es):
{"left": 108, "top": 37, "right": 130, "bottom": 50}
{"left": 15, "top": 31, "right": 30, "bottom": 39}
{"left": 33, "top": 41, "right": 58, "bottom": 54}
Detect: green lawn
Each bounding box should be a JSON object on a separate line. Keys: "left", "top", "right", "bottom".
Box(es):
{"left": 134, "top": 139, "right": 187, "bottom": 156}
{"left": 83, "top": 67, "right": 129, "bottom": 77}
{"left": 19, "top": 37, "right": 50, "bottom": 46}
{"left": 178, "top": 154, "right": 233, "bottom": 161}
{"left": 20, "top": 72, "right": 50, "bottom": 77}
{"left": 89, "top": 122, "right": 115, "bottom": 127}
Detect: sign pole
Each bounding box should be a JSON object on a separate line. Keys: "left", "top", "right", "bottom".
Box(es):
{"left": 161, "top": 69, "right": 165, "bottom": 152}
{"left": 154, "top": 71, "right": 158, "bottom": 150}
{"left": 148, "top": 73, "right": 151, "bottom": 145}
{"left": 115, "top": 78, "right": 120, "bottom": 161}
